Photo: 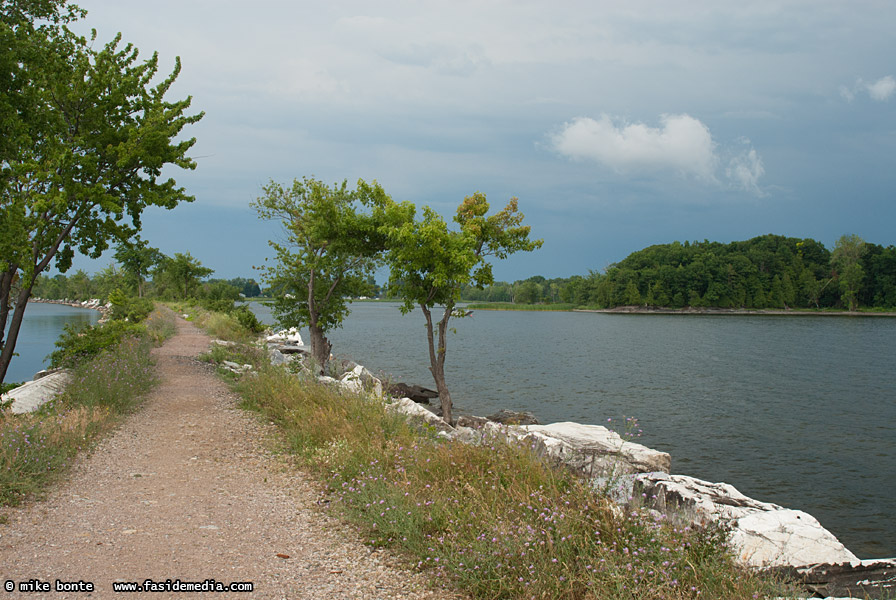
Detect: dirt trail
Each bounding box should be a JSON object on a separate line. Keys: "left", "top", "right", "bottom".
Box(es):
{"left": 0, "top": 316, "right": 461, "bottom": 599}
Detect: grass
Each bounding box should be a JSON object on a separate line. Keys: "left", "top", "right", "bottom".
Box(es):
{"left": 0, "top": 306, "right": 176, "bottom": 506}
{"left": 233, "top": 363, "right": 790, "bottom": 599}
{"left": 167, "top": 301, "right": 260, "bottom": 343}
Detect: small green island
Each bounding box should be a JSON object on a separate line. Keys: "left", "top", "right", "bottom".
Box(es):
{"left": 461, "top": 234, "right": 896, "bottom": 314}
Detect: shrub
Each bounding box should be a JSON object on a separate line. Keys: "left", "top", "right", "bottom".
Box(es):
{"left": 233, "top": 304, "right": 265, "bottom": 334}
{"left": 108, "top": 288, "right": 155, "bottom": 322}
{"left": 48, "top": 320, "right": 146, "bottom": 368}
{"left": 1, "top": 330, "right": 158, "bottom": 506}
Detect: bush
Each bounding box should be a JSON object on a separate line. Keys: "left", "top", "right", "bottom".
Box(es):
{"left": 233, "top": 304, "right": 265, "bottom": 334}
{"left": 48, "top": 320, "right": 145, "bottom": 368}
{"left": 1, "top": 327, "right": 159, "bottom": 506}
{"left": 108, "top": 288, "right": 155, "bottom": 322}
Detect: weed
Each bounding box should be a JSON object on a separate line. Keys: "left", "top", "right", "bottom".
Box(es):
{"left": 0, "top": 308, "right": 167, "bottom": 506}
{"left": 232, "top": 364, "right": 788, "bottom": 599}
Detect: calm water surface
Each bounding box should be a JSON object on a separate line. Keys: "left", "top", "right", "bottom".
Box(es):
{"left": 3, "top": 302, "right": 99, "bottom": 383}
{"left": 255, "top": 301, "right": 895, "bottom": 558}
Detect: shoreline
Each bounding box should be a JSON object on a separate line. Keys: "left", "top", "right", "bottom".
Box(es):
{"left": 466, "top": 302, "right": 896, "bottom": 317}
{"left": 29, "top": 297, "right": 110, "bottom": 320}
{"left": 577, "top": 306, "right": 896, "bottom": 317}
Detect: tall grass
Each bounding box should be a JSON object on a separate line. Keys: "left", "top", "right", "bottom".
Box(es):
{"left": 0, "top": 307, "right": 175, "bottom": 506}
{"left": 170, "top": 302, "right": 258, "bottom": 343}
{"left": 235, "top": 367, "right": 788, "bottom": 599}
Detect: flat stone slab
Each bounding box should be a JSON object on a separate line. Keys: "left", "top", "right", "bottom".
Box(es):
{"left": 387, "top": 397, "right": 454, "bottom": 434}
{"left": 517, "top": 421, "right": 672, "bottom": 476}
{"left": 2, "top": 370, "right": 72, "bottom": 414}
{"left": 772, "top": 559, "right": 896, "bottom": 599}
{"left": 633, "top": 472, "right": 859, "bottom": 569}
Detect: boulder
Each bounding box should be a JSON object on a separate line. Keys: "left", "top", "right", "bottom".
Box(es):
{"left": 388, "top": 382, "right": 438, "bottom": 404}
{"left": 487, "top": 409, "right": 540, "bottom": 425}
{"left": 516, "top": 422, "right": 672, "bottom": 477}
{"left": 338, "top": 365, "right": 383, "bottom": 397}
{"left": 265, "top": 328, "right": 304, "bottom": 345}
{"left": 772, "top": 559, "right": 896, "bottom": 599}
{"left": 221, "top": 360, "right": 253, "bottom": 375}
{"left": 633, "top": 473, "right": 859, "bottom": 569}
{"left": 2, "top": 370, "right": 72, "bottom": 414}
{"left": 456, "top": 415, "right": 490, "bottom": 429}
{"left": 386, "top": 397, "right": 454, "bottom": 434}
{"left": 278, "top": 345, "right": 309, "bottom": 355}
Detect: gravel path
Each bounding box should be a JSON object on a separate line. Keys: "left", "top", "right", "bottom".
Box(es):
{"left": 0, "top": 316, "right": 465, "bottom": 599}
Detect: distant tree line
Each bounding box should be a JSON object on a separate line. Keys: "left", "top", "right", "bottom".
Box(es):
{"left": 31, "top": 242, "right": 262, "bottom": 305}
{"left": 461, "top": 234, "right": 896, "bottom": 311}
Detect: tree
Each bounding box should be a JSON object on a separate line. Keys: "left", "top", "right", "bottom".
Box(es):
{"left": 832, "top": 234, "right": 866, "bottom": 311}
{"left": 253, "top": 177, "right": 390, "bottom": 371}
{"left": 381, "top": 192, "right": 542, "bottom": 424}
{"left": 155, "top": 253, "right": 212, "bottom": 300}
{"left": 0, "top": 0, "right": 203, "bottom": 386}
{"left": 114, "top": 236, "right": 163, "bottom": 298}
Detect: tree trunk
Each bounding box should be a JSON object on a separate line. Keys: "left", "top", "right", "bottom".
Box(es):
{"left": 422, "top": 303, "right": 453, "bottom": 425}
{"left": 308, "top": 322, "right": 331, "bottom": 375}
{"left": 0, "top": 284, "right": 34, "bottom": 387}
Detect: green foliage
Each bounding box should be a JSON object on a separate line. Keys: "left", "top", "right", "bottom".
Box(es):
{"left": 108, "top": 288, "right": 154, "bottom": 322}
{"left": 462, "top": 234, "right": 896, "bottom": 311}
{"left": 232, "top": 304, "right": 265, "bottom": 334}
{"left": 234, "top": 366, "right": 786, "bottom": 600}
{"left": 0, "top": 0, "right": 202, "bottom": 387}
{"left": 48, "top": 320, "right": 145, "bottom": 368}
{"left": 222, "top": 277, "right": 262, "bottom": 297}
{"left": 253, "top": 177, "right": 390, "bottom": 369}
{"left": 198, "top": 280, "right": 240, "bottom": 312}
{"left": 0, "top": 332, "right": 157, "bottom": 506}
{"left": 113, "top": 236, "right": 163, "bottom": 298}
{"left": 832, "top": 234, "right": 866, "bottom": 311}
{"left": 153, "top": 252, "right": 213, "bottom": 300}
{"left": 380, "top": 192, "right": 542, "bottom": 423}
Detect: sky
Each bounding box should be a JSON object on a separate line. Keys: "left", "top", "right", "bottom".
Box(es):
{"left": 65, "top": 0, "right": 895, "bottom": 282}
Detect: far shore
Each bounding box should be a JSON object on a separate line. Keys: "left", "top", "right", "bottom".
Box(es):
{"left": 577, "top": 306, "right": 896, "bottom": 317}
{"left": 465, "top": 301, "right": 896, "bottom": 317}
{"left": 29, "top": 297, "right": 109, "bottom": 316}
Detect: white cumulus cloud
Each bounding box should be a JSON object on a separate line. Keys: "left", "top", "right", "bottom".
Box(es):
{"left": 841, "top": 75, "right": 895, "bottom": 102}
{"left": 866, "top": 75, "right": 896, "bottom": 101}
{"left": 726, "top": 141, "right": 766, "bottom": 196}
{"left": 550, "top": 114, "right": 719, "bottom": 181}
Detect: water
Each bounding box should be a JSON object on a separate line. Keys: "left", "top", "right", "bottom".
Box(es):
{"left": 2, "top": 302, "right": 100, "bottom": 384}
{"left": 253, "top": 301, "right": 896, "bottom": 559}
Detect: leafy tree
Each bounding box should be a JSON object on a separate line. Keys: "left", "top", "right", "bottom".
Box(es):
{"left": 253, "top": 177, "right": 390, "bottom": 371}
{"left": 199, "top": 280, "right": 241, "bottom": 312}
{"left": 0, "top": 0, "right": 203, "bottom": 386}
{"left": 832, "top": 234, "right": 866, "bottom": 311}
{"left": 224, "top": 277, "right": 261, "bottom": 298}
{"left": 380, "top": 192, "right": 542, "bottom": 424}
{"left": 114, "top": 236, "right": 163, "bottom": 298}
{"left": 155, "top": 253, "right": 213, "bottom": 300}
{"left": 623, "top": 280, "right": 642, "bottom": 306}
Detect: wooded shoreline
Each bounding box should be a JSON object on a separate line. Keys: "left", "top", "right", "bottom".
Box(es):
{"left": 576, "top": 305, "right": 896, "bottom": 317}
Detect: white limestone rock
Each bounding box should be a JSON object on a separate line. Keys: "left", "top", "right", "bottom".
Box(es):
{"left": 731, "top": 509, "right": 859, "bottom": 569}
{"left": 265, "top": 327, "right": 304, "bottom": 345}
{"left": 387, "top": 397, "right": 454, "bottom": 434}
{"left": 634, "top": 473, "right": 859, "bottom": 569}
{"left": 517, "top": 422, "right": 672, "bottom": 477}
{"left": 338, "top": 364, "right": 383, "bottom": 398}
{"left": 338, "top": 368, "right": 364, "bottom": 394}
{"left": 3, "top": 370, "right": 72, "bottom": 414}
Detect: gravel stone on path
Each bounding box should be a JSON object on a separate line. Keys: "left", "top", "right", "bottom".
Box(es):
{"left": 0, "top": 314, "right": 466, "bottom": 600}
